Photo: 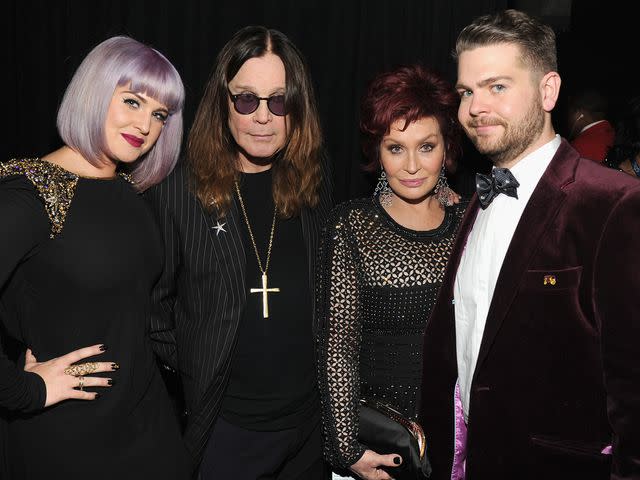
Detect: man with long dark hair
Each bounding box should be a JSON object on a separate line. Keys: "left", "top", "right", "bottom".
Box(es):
{"left": 146, "top": 26, "right": 332, "bottom": 479}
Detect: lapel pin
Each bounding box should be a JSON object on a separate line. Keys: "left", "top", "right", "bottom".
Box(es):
{"left": 212, "top": 221, "right": 226, "bottom": 236}
{"left": 543, "top": 275, "right": 556, "bottom": 286}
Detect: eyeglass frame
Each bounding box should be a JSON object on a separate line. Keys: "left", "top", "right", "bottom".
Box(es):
{"left": 227, "top": 90, "right": 287, "bottom": 116}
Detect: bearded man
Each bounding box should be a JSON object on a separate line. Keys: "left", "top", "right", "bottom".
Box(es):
{"left": 419, "top": 9, "right": 640, "bottom": 480}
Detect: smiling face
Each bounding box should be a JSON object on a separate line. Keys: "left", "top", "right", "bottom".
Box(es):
{"left": 380, "top": 116, "right": 445, "bottom": 207}
{"left": 103, "top": 83, "right": 169, "bottom": 164}
{"left": 227, "top": 52, "right": 288, "bottom": 172}
{"left": 456, "top": 43, "right": 556, "bottom": 167}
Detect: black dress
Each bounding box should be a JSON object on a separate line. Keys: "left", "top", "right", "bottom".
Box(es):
{"left": 0, "top": 159, "right": 188, "bottom": 479}
{"left": 316, "top": 197, "right": 467, "bottom": 470}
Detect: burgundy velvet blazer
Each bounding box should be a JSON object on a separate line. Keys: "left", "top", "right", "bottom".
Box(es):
{"left": 419, "top": 139, "right": 640, "bottom": 480}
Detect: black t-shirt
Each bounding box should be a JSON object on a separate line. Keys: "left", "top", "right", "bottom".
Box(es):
{"left": 221, "top": 168, "right": 318, "bottom": 431}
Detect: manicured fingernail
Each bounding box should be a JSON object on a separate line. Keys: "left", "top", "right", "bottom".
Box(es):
{"left": 107, "top": 379, "right": 115, "bottom": 386}
{"left": 393, "top": 456, "right": 401, "bottom": 465}
{"left": 94, "top": 393, "right": 101, "bottom": 399}
{"left": 99, "top": 344, "right": 108, "bottom": 351}
{"left": 111, "top": 363, "right": 120, "bottom": 370}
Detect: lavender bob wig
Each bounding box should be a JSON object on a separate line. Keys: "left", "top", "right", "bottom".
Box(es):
{"left": 56, "top": 36, "right": 185, "bottom": 191}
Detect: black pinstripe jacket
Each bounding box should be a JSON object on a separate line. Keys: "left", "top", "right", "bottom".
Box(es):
{"left": 145, "top": 159, "right": 333, "bottom": 473}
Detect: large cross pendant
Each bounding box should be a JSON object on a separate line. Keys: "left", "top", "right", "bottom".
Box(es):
{"left": 250, "top": 273, "right": 280, "bottom": 318}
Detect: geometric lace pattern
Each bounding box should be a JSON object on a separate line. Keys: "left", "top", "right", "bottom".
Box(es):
{"left": 316, "top": 197, "right": 466, "bottom": 468}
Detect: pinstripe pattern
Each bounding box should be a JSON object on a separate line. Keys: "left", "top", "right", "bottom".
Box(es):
{"left": 145, "top": 157, "right": 332, "bottom": 472}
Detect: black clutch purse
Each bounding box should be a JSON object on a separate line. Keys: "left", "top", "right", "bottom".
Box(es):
{"left": 358, "top": 398, "right": 431, "bottom": 480}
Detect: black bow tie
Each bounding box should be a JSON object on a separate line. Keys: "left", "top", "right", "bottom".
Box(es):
{"left": 476, "top": 168, "right": 520, "bottom": 209}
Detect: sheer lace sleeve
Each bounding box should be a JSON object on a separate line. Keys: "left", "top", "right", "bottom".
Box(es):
{"left": 316, "top": 203, "right": 366, "bottom": 469}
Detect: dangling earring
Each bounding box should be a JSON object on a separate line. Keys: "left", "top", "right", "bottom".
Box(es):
{"left": 434, "top": 166, "right": 453, "bottom": 207}
{"left": 374, "top": 170, "right": 393, "bottom": 207}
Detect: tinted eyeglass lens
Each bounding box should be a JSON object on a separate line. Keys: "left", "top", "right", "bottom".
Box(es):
{"left": 266, "top": 95, "right": 286, "bottom": 116}
{"left": 234, "top": 94, "right": 260, "bottom": 114}
{"left": 232, "top": 93, "right": 286, "bottom": 116}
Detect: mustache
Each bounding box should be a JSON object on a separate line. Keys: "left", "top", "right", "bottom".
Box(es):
{"left": 467, "top": 118, "right": 505, "bottom": 128}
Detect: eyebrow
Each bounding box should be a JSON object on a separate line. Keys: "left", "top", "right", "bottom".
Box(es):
{"left": 383, "top": 132, "right": 439, "bottom": 143}
{"left": 229, "top": 84, "right": 285, "bottom": 94}
{"left": 122, "top": 90, "right": 169, "bottom": 112}
{"left": 456, "top": 75, "right": 513, "bottom": 90}
{"left": 122, "top": 90, "right": 148, "bottom": 102}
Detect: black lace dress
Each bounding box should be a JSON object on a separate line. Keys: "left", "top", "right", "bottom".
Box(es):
{"left": 0, "top": 159, "right": 188, "bottom": 479}
{"left": 316, "top": 196, "right": 466, "bottom": 470}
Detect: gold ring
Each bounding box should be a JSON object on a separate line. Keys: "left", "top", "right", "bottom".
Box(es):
{"left": 64, "top": 362, "right": 98, "bottom": 377}
{"left": 78, "top": 376, "right": 85, "bottom": 391}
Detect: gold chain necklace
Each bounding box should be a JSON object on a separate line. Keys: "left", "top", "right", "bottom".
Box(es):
{"left": 235, "top": 181, "right": 280, "bottom": 318}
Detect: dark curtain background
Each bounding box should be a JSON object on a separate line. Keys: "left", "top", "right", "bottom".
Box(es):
{"left": 4, "top": 0, "right": 637, "bottom": 201}
{"left": 6, "top": 0, "right": 510, "bottom": 203}
{"left": 559, "top": 0, "right": 637, "bottom": 134}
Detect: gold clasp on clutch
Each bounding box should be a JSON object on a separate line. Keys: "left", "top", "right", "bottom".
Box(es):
{"left": 360, "top": 398, "right": 427, "bottom": 460}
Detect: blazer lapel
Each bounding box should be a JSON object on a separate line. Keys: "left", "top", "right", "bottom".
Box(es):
{"left": 203, "top": 197, "right": 247, "bottom": 304}
{"left": 473, "top": 140, "right": 578, "bottom": 373}
{"left": 442, "top": 195, "right": 481, "bottom": 299}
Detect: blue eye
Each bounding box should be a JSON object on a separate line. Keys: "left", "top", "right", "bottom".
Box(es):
{"left": 153, "top": 111, "right": 168, "bottom": 123}
{"left": 492, "top": 84, "right": 506, "bottom": 93}
{"left": 124, "top": 98, "right": 140, "bottom": 108}
{"left": 420, "top": 144, "right": 434, "bottom": 153}
{"left": 388, "top": 145, "right": 402, "bottom": 154}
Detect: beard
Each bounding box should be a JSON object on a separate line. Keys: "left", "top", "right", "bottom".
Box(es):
{"left": 464, "top": 97, "right": 545, "bottom": 166}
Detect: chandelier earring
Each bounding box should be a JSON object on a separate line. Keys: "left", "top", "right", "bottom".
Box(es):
{"left": 374, "top": 169, "right": 393, "bottom": 207}
{"left": 434, "top": 165, "right": 454, "bottom": 207}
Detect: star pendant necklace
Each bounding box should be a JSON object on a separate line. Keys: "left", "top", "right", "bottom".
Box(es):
{"left": 235, "top": 181, "right": 279, "bottom": 318}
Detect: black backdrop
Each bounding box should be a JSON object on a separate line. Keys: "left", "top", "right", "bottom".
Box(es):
{"left": 5, "top": 0, "right": 635, "bottom": 202}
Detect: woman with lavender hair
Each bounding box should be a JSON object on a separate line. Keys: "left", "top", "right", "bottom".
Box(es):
{"left": 0, "top": 36, "right": 189, "bottom": 478}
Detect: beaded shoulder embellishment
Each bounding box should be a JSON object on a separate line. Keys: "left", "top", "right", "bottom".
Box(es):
{"left": 118, "top": 171, "right": 134, "bottom": 185}
{"left": 0, "top": 158, "right": 79, "bottom": 239}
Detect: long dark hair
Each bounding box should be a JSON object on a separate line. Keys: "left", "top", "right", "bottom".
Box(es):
{"left": 187, "top": 26, "right": 323, "bottom": 217}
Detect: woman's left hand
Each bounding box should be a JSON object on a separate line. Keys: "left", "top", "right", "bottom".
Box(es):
{"left": 23, "top": 344, "right": 114, "bottom": 407}
{"left": 350, "top": 449, "right": 401, "bottom": 480}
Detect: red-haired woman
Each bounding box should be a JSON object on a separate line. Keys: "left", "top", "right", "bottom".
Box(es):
{"left": 316, "top": 64, "right": 466, "bottom": 480}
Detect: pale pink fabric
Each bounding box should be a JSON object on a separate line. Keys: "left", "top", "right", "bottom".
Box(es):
{"left": 601, "top": 445, "right": 612, "bottom": 455}
{"left": 451, "top": 381, "right": 467, "bottom": 480}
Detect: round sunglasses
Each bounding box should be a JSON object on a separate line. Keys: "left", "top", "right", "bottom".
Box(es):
{"left": 228, "top": 90, "right": 286, "bottom": 116}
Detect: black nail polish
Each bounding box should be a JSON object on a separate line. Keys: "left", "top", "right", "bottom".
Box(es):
{"left": 111, "top": 363, "right": 120, "bottom": 370}
{"left": 107, "top": 379, "right": 115, "bottom": 386}
{"left": 94, "top": 393, "right": 101, "bottom": 399}
{"left": 99, "top": 344, "right": 108, "bottom": 351}
{"left": 393, "top": 456, "right": 401, "bottom": 465}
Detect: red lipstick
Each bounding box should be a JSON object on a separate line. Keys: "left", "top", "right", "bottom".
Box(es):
{"left": 122, "top": 133, "right": 144, "bottom": 148}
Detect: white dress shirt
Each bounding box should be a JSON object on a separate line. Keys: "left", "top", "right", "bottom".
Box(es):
{"left": 454, "top": 135, "right": 561, "bottom": 421}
